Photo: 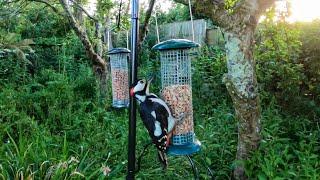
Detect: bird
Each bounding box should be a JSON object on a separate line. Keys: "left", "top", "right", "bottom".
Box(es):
{"left": 130, "top": 78, "right": 188, "bottom": 168}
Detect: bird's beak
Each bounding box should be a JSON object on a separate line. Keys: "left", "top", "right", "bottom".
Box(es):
{"left": 130, "top": 88, "right": 135, "bottom": 97}
{"left": 146, "top": 76, "right": 154, "bottom": 94}
{"left": 147, "top": 76, "right": 154, "bottom": 84}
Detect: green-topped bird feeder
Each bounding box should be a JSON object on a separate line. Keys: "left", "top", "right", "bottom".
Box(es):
{"left": 108, "top": 48, "right": 131, "bottom": 108}
{"left": 152, "top": 39, "right": 201, "bottom": 155}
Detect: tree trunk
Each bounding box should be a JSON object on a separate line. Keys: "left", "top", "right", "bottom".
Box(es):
{"left": 223, "top": 30, "right": 261, "bottom": 179}
{"left": 60, "top": 0, "right": 106, "bottom": 69}
{"left": 59, "top": 0, "right": 109, "bottom": 101}
{"left": 172, "top": 0, "right": 275, "bottom": 179}
{"left": 95, "top": 22, "right": 108, "bottom": 101}
{"left": 138, "top": 0, "right": 156, "bottom": 48}
{"left": 93, "top": 65, "right": 108, "bottom": 103}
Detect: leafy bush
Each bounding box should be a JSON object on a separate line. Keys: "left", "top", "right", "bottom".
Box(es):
{"left": 0, "top": 54, "right": 31, "bottom": 87}
{"left": 193, "top": 46, "right": 231, "bottom": 115}
{"left": 297, "top": 20, "right": 320, "bottom": 110}
{"left": 0, "top": 66, "right": 126, "bottom": 179}
{"left": 246, "top": 103, "right": 320, "bottom": 179}
{"left": 255, "top": 20, "right": 320, "bottom": 118}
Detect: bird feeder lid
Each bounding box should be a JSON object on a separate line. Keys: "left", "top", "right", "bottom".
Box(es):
{"left": 108, "top": 48, "right": 131, "bottom": 55}
{"left": 152, "top": 39, "right": 200, "bottom": 51}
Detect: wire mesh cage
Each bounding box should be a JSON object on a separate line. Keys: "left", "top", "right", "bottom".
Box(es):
{"left": 152, "top": 39, "right": 200, "bottom": 154}
{"left": 108, "top": 48, "right": 130, "bottom": 108}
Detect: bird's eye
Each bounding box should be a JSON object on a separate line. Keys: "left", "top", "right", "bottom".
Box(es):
{"left": 139, "top": 80, "right": 144, "bottom": 84}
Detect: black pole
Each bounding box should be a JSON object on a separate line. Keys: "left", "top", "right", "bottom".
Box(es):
{"left": 127, "top": 0, "right": 139, "bottom": 179}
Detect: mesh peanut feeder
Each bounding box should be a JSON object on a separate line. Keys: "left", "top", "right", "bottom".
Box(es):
{"left": 108, "top": 48, "right": 130, "bottom": 108}
{"left": 152, "top": 39, "right": 201, "bottom": 155}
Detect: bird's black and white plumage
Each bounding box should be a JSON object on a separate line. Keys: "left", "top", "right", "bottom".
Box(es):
{"left": 130, "top": 78, "right": 182, "bottom": 168}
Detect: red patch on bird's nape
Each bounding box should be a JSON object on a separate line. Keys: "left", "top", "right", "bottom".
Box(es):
{"left": 166, "top": 132, "right": 173, "bottom": 147}
{"left": 130, "top": 88, "right": 134, "bottom": 97}
{"left": 166, "top": 138, "right": 170, "bottom": 147}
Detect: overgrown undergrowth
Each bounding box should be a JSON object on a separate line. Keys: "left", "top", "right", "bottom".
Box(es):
{"left": 0, "top": 51, "right": 319, "bottom": 179}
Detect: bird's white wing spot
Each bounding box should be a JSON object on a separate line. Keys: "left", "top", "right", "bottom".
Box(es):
{"left": 150, "top": 98, "right": 176, "bottom": 132}
{"left": 151, "top": 111, "right": 156, "bottom": 119}
{"left": 154, "top": 121, "right": 162, "bottom": 137}
{"left": 150, "top": 98, "right": 172, "bottom": 117}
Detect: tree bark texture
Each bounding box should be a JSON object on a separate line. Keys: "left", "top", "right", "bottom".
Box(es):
{"left": 173, "top": 0, "right": 275, "bottom": 179}
{"left": 94, "top": 22, "right": 108, "bottom": 102}
{"left": 223, "top": 31, "right": 260, "bottom": 180}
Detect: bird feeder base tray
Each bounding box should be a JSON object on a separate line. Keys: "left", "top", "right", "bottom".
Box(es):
{"left": 112, "top": 103, "right": 129, "bottom": 108}
{"left": 167, "top": 139, "right": 201, "bottom": 156}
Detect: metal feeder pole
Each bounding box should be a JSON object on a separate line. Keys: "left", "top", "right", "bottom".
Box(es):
{"left": 127, "top": 0, "right": 139, "bottom": 179}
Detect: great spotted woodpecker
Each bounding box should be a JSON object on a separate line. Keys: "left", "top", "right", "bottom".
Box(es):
{"left": 130, "top": 78, "right": 187, "bottom": 168}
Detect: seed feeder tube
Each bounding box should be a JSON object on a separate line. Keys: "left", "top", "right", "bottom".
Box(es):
{"left": 108, "top": 48, "right": 131, "bottom": 108}
{"left": 152, "top": 39, "right": 201, "bottom": 155}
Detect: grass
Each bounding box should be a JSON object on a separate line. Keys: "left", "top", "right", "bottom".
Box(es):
{"left": 0, "top": 63, "right": 319, "bottom": 179}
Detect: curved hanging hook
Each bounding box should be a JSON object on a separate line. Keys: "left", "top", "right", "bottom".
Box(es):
{"left": 188, "top": 0, "right": 195, "bottom": 42}
{"left": 127, "top": 30, "right": 129, "bottom": 49}
{"left": 154, "top": 8, "right": 160, "bottom": 44}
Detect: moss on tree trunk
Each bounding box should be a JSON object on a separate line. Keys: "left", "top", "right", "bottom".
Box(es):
{"left": 223, "top": 32, "right": 261, "bottom": 179}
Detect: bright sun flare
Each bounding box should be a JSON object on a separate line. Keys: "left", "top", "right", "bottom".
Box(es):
{"left": 287, "top": 0, "right": 320, "bottom": 22}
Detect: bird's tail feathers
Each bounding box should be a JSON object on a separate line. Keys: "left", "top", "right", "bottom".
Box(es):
{"left": 157, "top": 150, "right": 168, "bottom": 169}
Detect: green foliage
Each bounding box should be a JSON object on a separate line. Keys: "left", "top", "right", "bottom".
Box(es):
{"left": 1, "top": 0, "right": 320, "bottom": 179}
{"left": 225, "top": 0, "right": 239, "bottom": 12}
{"left": 255, "top": 19, "right": 320, "bottom": 117}
{"left": 0, "top": 66, "right": 113, "bottom": 179}
{"left": 97, "top": 0, "right": 114, "bottom": 19}
{"left": 156, "top": 4, "right": 190, "bottom": 24}
{"left": 0, "top": 31, "right": 35, "bottom": 67}
{"left": 193, "top": 46, "right": 232, "bottom": 113}
{"left": 20, "top": 5, "right": 68, "bottom": 39}
{"left": 0, "top": 52, "right": 31, "bottom": 86}
{"left": 297, "top": 20, "right": 320, "bottom": 105}
{"left": 246, "top": 103, "right": 320, "bottom": 179}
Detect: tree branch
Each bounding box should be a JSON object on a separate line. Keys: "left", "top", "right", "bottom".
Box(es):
{"left": 138, "top": 0, "right": 156, "bottom": 48}
{"left": 59, "top": 0, "right": 106, "bottom": 69}
{"left": 173, "top": 0, "right": 233, "bottom": 29}
{"left": 125, "top": 0, "right": 130, "bottom": 17}
{"left": 28, "top": 0, "right": 63, "bottom": 15}
{"left": 69, "top": 0, "right": 98, "bottom": 22}
{"left": 174, "top": 0, "right": 275, "bottom": 33}
{"left": 116, "top": 0, "right": 123, "bottom": 29}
